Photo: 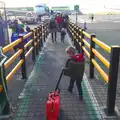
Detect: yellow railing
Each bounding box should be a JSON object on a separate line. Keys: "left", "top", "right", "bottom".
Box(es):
{"left": 68, "top": 21, "right": 120, "bottom": 115}
{"left": 69, "top": 22, "right": 112, "bottom": 83}
{"left": 0, "top": 22, "right": 48, "bottom": 91}
{"left": 92, "top": 37, "right": 111, "bottom": 53}
{"left": 2, "top": 38, "right": 22, "bottom": 54}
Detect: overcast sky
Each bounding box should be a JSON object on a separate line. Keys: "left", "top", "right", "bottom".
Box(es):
{"left": 2, "top": 0, "right": 120, "bottom": 12}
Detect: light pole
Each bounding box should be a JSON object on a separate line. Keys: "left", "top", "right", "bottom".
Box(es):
{"left": 0, "top": 1, "right": 9, "bottom": 44}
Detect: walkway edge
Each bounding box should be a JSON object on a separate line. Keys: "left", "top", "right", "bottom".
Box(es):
{"left": 83, "top": 74, "right": 104, "bottom": 119}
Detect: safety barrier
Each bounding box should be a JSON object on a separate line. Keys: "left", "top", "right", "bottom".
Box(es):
{"left": 68, "top": 21, "right": 120, "bottom": 116}
{"left": 0, "top": 21, "right": 49, "bottom": 116}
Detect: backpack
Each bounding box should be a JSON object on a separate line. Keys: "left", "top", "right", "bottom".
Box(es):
{"left": 62, "top": 18, "right": 67, "bottom": 28}
{"left": 49, "top": 19, "right": 56, "bottom": 29}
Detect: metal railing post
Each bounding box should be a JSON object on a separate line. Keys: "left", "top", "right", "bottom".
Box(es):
{"left": 71, "top": 23, "right": 74, "bottom": 41}
{"left": 75, "top": 25, "right": 78, "bottom": 48}
{"left": 39, "top": 25, "right": 43, "bottom": 47}
{"left": 73, "top": 25, "right": 76, "bottom": 46}
{"left": 18, "top": 35, "right": 27, "bottom": 79}
{"left": 107, "top": 46, "right": 120, "bottom": 115}
{"left": 76, "top": 26, "right": 80, "bottom": 52}
{"left": 43, "top": 25, "right": 46, "bottom": 42}
{"left": 67, "top": 22, "right": 70, "bottom": 36}
{"left": 0, "top": 48, "right": 10, "bottom": 116}
{"left": 90, "top": 34, "right": 96, "bottom": 78}
{"left": 34, "top": 28, "right": 39, "bottom": 56}
{"left": 45, "top": 23, "right": 48, "bottom": 38}
{"left": 84, "top": 22, "right": 87, "bottom": 30}
{"left": 31, "top": 30, "right": 36, "bottom": 62}
{"left": 77, "top": 27, "right": 81, "bottom": 53}
{"left": 37, "top": 27, "right": 41, "bottom": 51}
{"left": 80, "top": 29, "right": 85, "bottom": 53}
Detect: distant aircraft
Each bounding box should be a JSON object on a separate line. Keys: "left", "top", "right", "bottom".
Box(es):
{"left": 34, "top": 3, "right": 50, "bottom": 22}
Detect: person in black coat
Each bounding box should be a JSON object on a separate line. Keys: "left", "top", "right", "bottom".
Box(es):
{"left": 63, "top": 46, "right": 85, "bottom": 100}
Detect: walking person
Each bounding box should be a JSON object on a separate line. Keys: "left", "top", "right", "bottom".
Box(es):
{"left": 61, "top": 28, "right": 66, "bottom": 42}
{"left": 64, "top": 14, "right": 69, "bottom": 32}
{"left": 91, "top": 14, "right": 94, "bottom": 21}
{"left": 48, "top": 18, "right": 59, "bottom": 43}
{"left": 63, "top": 46, "right": 85, "bottom": 100}
{"left": 56, "top": 14, "right": 63, "bottom": 31}
{"left": 61, "top": 15, "right": 67, "bottom": 29}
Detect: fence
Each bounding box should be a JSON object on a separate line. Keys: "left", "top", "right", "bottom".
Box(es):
{"left": 0, "top": 21, "right": 49, "bottom": 116}
{"left": 68, "top": 21, "right": 120, "bottom": 116}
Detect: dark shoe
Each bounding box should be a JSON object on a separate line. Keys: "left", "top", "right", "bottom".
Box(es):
{"left": 67, "top": 88, "right": 72, "bottom": 93}
{"left": 79, "top": 96, "right": 83, "bottom": 101}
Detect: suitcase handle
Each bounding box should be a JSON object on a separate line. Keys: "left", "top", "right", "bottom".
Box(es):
{"left": 57, "top": 88, "right": 60, "bottom": 94}
{"left": 55, "top": 69, "right": 64, "bottom": 91}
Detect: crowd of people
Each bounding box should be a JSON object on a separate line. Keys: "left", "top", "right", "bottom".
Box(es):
{"left": 48, "top": 13, "right": 69, "bottom": 43}
{"left": 8, "top": 19, "right": 31, "bottom": 51}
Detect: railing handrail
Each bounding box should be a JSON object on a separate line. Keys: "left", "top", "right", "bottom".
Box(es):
{"left": 2, "top": 38, "right": 22, "bottom": 54}
{"left": 68, "top": 21, "right": 120, "bottom": 116}
{"left": 69, "top": 21, "right": 118, "bottom": 83}
{"left": 69, "top": 22, "right": 111, "bottom": 53}
{"left": 1, "top": 22, "right": 48, "bottom": 85}
{"left": 92, "top": 37, "right": 111, "bottom": 53}
{"left": 0, "top": 21, "right": 49, "bottom": 115}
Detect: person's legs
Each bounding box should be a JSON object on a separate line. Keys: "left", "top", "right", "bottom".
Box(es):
{"left": 60, "top": 24, "right": 62, "bottom": 31}
{"left": 68, "top": 78, "right": 75, "bottom": 93}
{"left": 55, "top": 32, "right": 57, "bottom": 42}
{"left": 51, "top": 32, "right": 54, "bottom": 43}
{"left": 61, "top": 35, "right": 63, "bottom": 42}
{"left": 62, "top": 35, "right": 65, "bottom": 42}
{"left": 58, "top": 24, "right": 60, "bottom": 31}
{"left": 76, "top": 79, "right": 83, "bottom": 100}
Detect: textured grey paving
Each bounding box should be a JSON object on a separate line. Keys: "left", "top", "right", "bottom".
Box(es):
{"left": 10, "top": 33, "right": 95, "bottom": 120}
{"left": 70, "top": 16, "right": 120, "bottom": 120}
{"left": 85, "top": 62, "right": 120, "bottom": 120}
{"left": 6, "top": 24, "right": 43, "bottom": 107}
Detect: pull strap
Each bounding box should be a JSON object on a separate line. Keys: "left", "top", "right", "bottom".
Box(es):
{"left": 55, "top": 70, "right": 64, "bottom": 91}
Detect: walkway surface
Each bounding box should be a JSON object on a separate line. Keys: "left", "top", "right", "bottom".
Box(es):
{"left": 8, "top": 32, "right": 118, "bottom": 120}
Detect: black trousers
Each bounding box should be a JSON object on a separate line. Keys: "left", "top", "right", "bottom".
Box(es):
{"left": 51, "top": 32, "right": 57, "bottom": 42}
{"left": 61, "top": 35, "right": 65, "bottom": 42}
{"left": 68, "top": 78, "right": 83, "bottom": 96}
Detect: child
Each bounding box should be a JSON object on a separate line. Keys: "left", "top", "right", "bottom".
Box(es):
{"left": 63, "top": 46, "right": 85, "bottom": 100}
{"left": 26, "top": 26, "right": 31, "bottom": 32}
{"left": 61, "top": 28, "right": 66, "bottom": 42}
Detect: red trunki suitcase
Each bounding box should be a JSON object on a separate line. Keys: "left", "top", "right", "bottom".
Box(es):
{"left": 46, "top": 70, "right": 64, "bottom": 120}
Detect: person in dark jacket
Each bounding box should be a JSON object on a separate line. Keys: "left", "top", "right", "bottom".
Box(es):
{"left": 56, "top": 14, "right": 63, "bottom": 31}
{"left": 26, "top": 26, "right": 31, "bottom": 32}
{"left": 61, "top": 28, "right": 66, "bottom": 42}
{"left": 63, "top": 46, "right": 85, "bottom": 100}
{"left": 61, "top": 16, "right": 67, "bottom": 29}
{"left": 48, "top": 18, "right": 59, "bottom": 43}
